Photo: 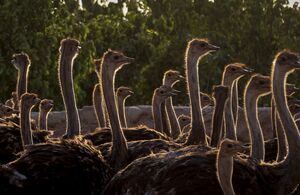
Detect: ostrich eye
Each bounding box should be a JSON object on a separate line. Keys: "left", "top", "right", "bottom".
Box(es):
{"left": 227, "top": 144, "right": 233, "bottom": 148}
{"left": 160, "top": 91, "right": 164, "bottom": 94}
{"left": 6, "top": 108, "right": 12, "bottom": 112}
{"left": 182, "top": 118, "right": 186, "bottom": 121}
{"left": 259, "top": 81, "right": 265, "bottom": 85}
{"left": 281, "top": 56, "right": 287, "bottom": 62}
{"left": 113, "top": 55, "right": 120, "bottom": 60}
{"left": 199, "top": 42, "right": 206, "bottom": 47}
{"left": 231, "top": 68, "right": 236, "bottom": 71}
{"left": 203, "top": 96, "right": 209, "bottom": 101}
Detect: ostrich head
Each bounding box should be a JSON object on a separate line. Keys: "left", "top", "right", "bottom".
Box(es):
{"left": 273, "top": 50, "right": 300, "bottom": 74}
{"left": 154, "top": 85, "right": 179, "bottom": 104}
{"left": 59, "top": 38, "right": 81, "bottom": 60}
{"left": 39, "top": 99, "right": 54, "bottom": 112}
{"left": 20, "top": 93, "right": 41, "bottom": 109}
{"left": 246, "top": 74, "right": 271, "bottom": 97}
{"left": 116, "top": 86, "right": 134, "bottom": 99}
{"left": 187, "top": 38, "right": 220, "bottom": 59}
{"left": 223, "top": 63, "right": 253, "bottom": 82}
{"left": 163, "top": 69, "right": 184, "bottom": 86}
{"left": 11, "top": 53, "right": 31, "bottom": 70}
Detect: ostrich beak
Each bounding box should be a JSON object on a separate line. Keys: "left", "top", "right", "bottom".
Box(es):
{"left": 208, "top": 44, "right": 220, "bottom": 52}
{"left": 294, "top": 61, "right": 300, "bottom": 69}
{"left": 242, "top": 67, "right": 254, "bottom": 74}
{"left": 123, "top": 56, "right": 135, "bottom": 65}
{"left": 178, "top": 74, "right": 185, "bottom": 80}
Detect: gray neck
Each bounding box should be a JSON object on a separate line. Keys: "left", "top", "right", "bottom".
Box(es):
{"left": 165, "top": 98, "right": 181, "bottom": 138}
{"left": 17, "top": 67, "right": 29, "bottom": 104}
{"left": 152, "top": 96, "right": 164, "bottom": 133}
{"left": 93, "top": 84, "right": 106, "bottom": 128}
{"left": 244, "top": 92, "right": 264, "bottom": 161}
{"left": 232, "top": 81, "right": 239, "bottom": 127}
{"left": 38, "top": 109, "right": 49, "bottom": 130}
{"left": 185, "top": 53, "right": 207, "bottom": 145}
{"left": 223, "top": 81, "right": 237, "bottom": 140}
{"left": 118, "top": 96, "right": 127, "bottom": 128}
{"left": 101, "top": 65, "right": 128, "bottom": 170}
{"left": 20, "top": 102, "right": 33, "bottom": 146}
{"left": 272, "top": 64, "right": 300, "bottom": 193}
{"left": 160, "top": 101, "right": 171, "bottom": 137}
{"left": 211, "top": 92, "right": 228, "bottom": 147}
{"left": 59, "top": 55, "right": 81, "bottom": 137}
{"left": 217, "top": 153, "right": 236, "bottom": 195}
{"left": 275, "top": 110, "right": 287, "bottom": 161}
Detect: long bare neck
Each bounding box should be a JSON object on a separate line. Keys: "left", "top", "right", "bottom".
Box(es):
{"left": 38, "top": 109, "right": 49, "bottom": 130}
{"left": 163, "top": 81, "right": 181, "bottom": 138}
{"left": 271, "top": 65, "right": 300, "bottom": 193}
{"left": 20, "top": 102, "right": 33, "bottom": 146}
{"left": 160, "top": 101, "right": 171, "bottom": 137}
{"left": 217, "top": 152, "right": 236, "bottom": 195}
{"left": 211, "top": 89, "right": 228, "bottom": 147}
{"left": 117, "top": 96, "right": 127, "bottom": 128}
{"left": 93, "top": 84, "right": 106, "bottom": 128}
{"left": 185, "top": 52, "right": 207, "bottom": 145}
{"left": 59, "top": 55, "right": 81, "bottom": 138}
{"left": 152, "top": 95, "right": 164, "bottom": 133}
{"left": 275, "top": 111, "right": 287, "bottom": 161}
{"left": 244, "top": 91, "right": 264, "bottom": 161}
{"left": 222, "top": 78, "right": 237, "bottom": 140}
{"left": 232, "top": 81, "right": 239, "bottom": 127}
{"left": 101, "top": 64, "right": 128, "bottom": 170}
{"left": 17, "top": 67, "right": 29, "bottom": 103}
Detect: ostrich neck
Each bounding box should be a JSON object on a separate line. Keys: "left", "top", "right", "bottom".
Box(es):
{"left": 275, "top": 111, "right": 287, "bottom": 161}
{"left": 101, "top": 65, "right": 128, "bottom": 170}
{"left": 273, "top": 67, "right": 300, "bottom": 159}
{"left": 217, "top": 154, "right": 236, "bottom": 195}
{"left": 93, "top": 85, "right": 106, "bottom": 128}
{"left": 59, "top": 56, "right": 81, "bottom": 137}
{"left": 163, "top": 80, "right": 181, "bottom": 138}
{"left": 271, "top": 65, "right": 300, "bottom": 193}
{"left": 232, "top": 81, "right": 238, "bottom": 126}
{"left": 245, "top": 92, "right": 264, "bottom": 161}
{"left": 186, "top": 53, "right": 207, "bottom": 145}
{"left": 152, "top": 96, "right": 164, "bottom": 133}
{"left": 38, "top": 109, "right": 49, "bottom": 130}
{"left": 211, "top": 94, "right": 228, "bottom": 147}
{"left": 20, "top": 103, "right": 33, "bottom": 146}
{"left": 224, "top": 83, "right": 237, "bottom": 140}
{"left": 165, "top": 97, "right": 181, "bottom": 138}
{"left": 118, "top": 96, "right": 127, "bottom": 128}
{"left": 17, "top": 68, "right": 29, "bottom": 101}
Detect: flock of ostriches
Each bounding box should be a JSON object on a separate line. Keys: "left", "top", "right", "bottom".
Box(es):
{"left": 0, "top": 38, "right": 300, "bottom": 195}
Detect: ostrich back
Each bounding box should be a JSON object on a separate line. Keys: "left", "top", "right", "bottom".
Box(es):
{"left": 0, "top": 122, "right": 53, "bottom": 164}
{"left": 84, "top": 125, "right": 169, "bottom": 146}
{"left": 103, "top": 146, "right": 267, "bottom": 195}
{"left": 9, "top": 138, "right": 113, "bottom": 195}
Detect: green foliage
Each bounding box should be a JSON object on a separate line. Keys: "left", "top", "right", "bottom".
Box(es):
{"left": 0, "top": 0, "right": 299, "bottom": 109}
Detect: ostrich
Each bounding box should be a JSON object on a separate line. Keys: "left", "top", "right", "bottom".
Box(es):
{"left": 19, "top": 93, "right": 41, "bottom": 146}
{"left": 161, "top": 69, "right": 184, "bottom": 138}
{"left": 6, "top": 38, "right": 112, "bottom": 194}
{"left": 221, "top": 63, "right": 252, "bottom": 140}
{"left": 102, "top": 50, "right": 300, "bottom": 195}
{"left": 217, "top": 139, "right": 247, "bottom": 195}
{"left": 153, "top": 85, "right": 178, "bottom": 134}
{"left": 210, "top": 85, "right": 229, "bottom": 148}
{"left": 11, "top": 53, "right": 31, "bottom": 110}
{"left": 38, "top": 99, "right": 54, "bottom": 131}
{"left": 184, "top": 38, "right": 220, "bottom": 145}
{"left": 116, "top": 86, "right": 133, "bottom": 128}
{"left": 244, "top": 74, "right": 271, "bottom": 161}
{"left": 58, "top": 39, "right": 81, "bottom": 138}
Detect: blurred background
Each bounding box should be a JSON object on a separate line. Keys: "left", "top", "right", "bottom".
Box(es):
{"left": 0, "top": 0, "right": 299, "bottom": 110}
